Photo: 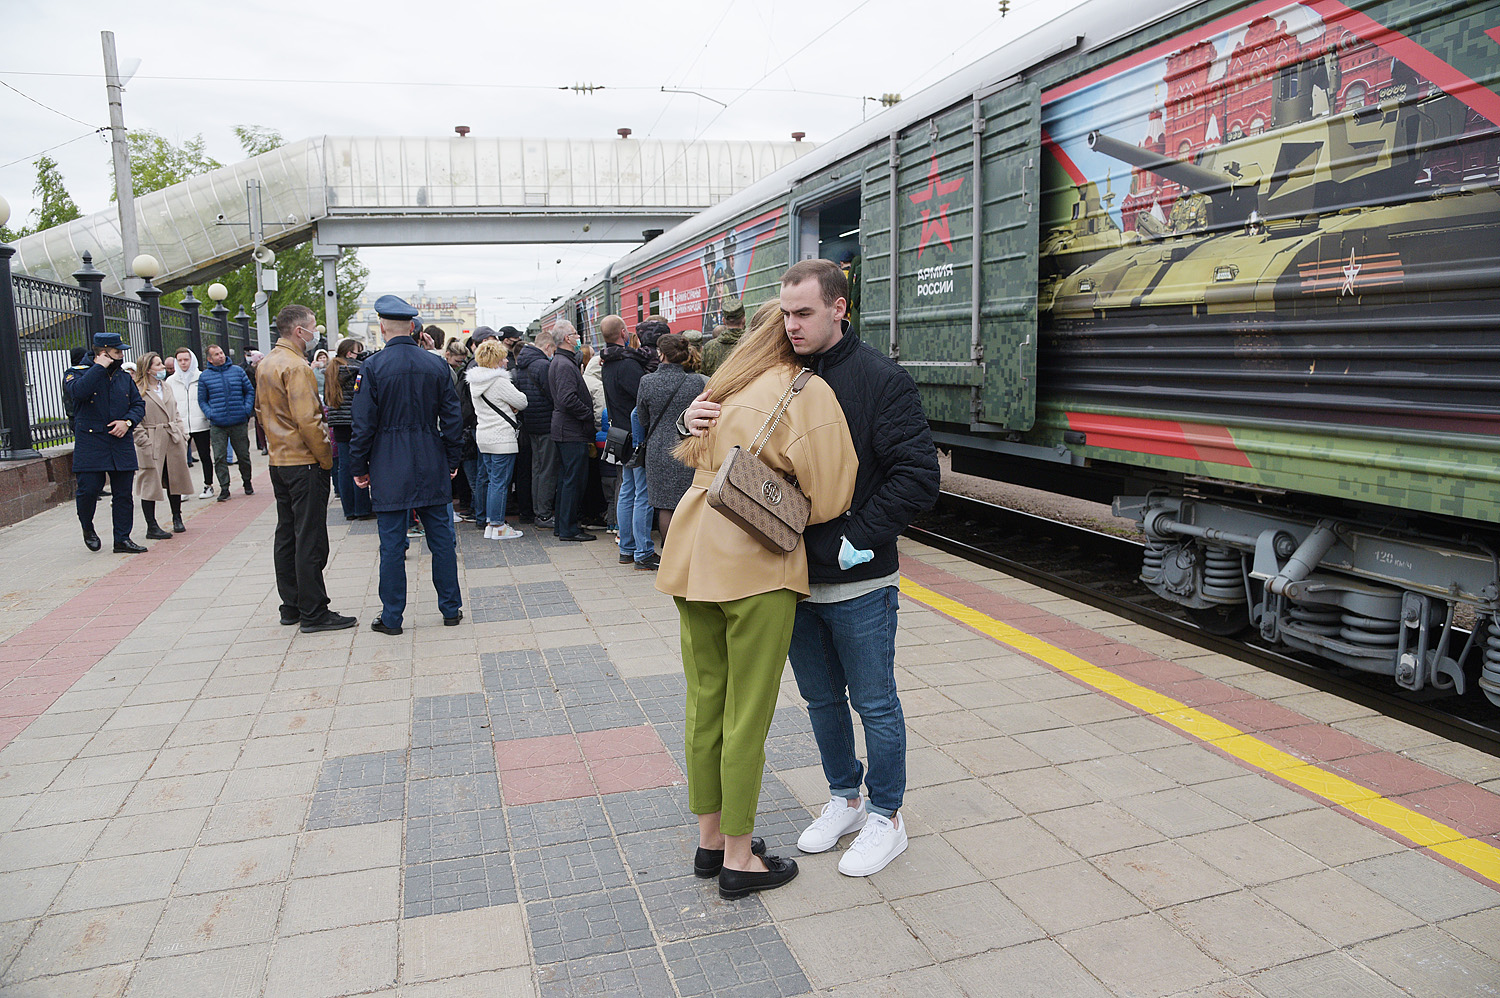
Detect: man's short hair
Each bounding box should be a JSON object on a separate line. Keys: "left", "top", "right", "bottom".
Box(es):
{"left": 379, "top": 316, "right": 415, "bottom": 337}
{"left": 534, "top": 329, "right": 556, "bottom": 350}
{"left": 275, "top": 304, "right": 316, "bottom": 337}
{"left": 600, "top": 315, "right": 625, "bottom": 343}
{"left": 781, "top": 259, "right": 848, "bottom": 307}
{"left": 207, "top": 343, "right": 226, "bottom": 357}
{"left": 175, "top": 347, "right": 192, "bottom": 358}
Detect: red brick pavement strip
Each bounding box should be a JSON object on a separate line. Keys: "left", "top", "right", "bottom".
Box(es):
{"left": 496, "top": 725, "right": 684, "bottom": 805}
{"left": 897, "top": 553, "right": 1495, "bottom": 858}
{"left": 0, "top": 477, "right": 276, "bottom": 751}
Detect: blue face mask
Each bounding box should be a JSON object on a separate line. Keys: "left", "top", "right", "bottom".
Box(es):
{"left": 154, "top": 369, "right": 168, "bottom": 381}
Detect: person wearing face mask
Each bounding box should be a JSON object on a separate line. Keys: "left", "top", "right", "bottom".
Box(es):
{"left": 130, "top": 352, "right": 193, "bottom": 538}
{"left": 66, "top": 332, "right": 147, "bottom": 552}
{"left": 254, "top": 304, "right": 355, "bottom": 633}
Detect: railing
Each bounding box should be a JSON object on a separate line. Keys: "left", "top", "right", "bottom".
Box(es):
{"left": 0, "top": 248, "right": 258, "bottom": 458}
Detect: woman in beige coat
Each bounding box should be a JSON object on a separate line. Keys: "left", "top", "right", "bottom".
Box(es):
{"left": 657, "top": 300, "right": 856, "bottom": 900}
{"left": 131, "top": 353, "right": 193, "bottom": 538}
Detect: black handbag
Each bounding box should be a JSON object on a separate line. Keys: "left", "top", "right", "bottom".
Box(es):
{"left": 605, "top": 424, "right": 633, "bottom": 464}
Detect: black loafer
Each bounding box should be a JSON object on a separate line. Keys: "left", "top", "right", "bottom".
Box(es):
{"left": 718, "top": 854, "right": 798, "bottom": 900}
{"left": 145, "top": 526, "right": 174, "bottom": 540}
{"left": 113, "top": 539, "right": 148, "bottom": 554}
{"left": 443, "top": 611, "right": 463, "bottom": 627}
{"left": 83, "top": 527, "right": 102, "bottom": 552}
{"left": 694, "top": 837, "right": 766, "bottom": 878}
{"left": 371, "top": 617, "right": 403, "bottom": 636}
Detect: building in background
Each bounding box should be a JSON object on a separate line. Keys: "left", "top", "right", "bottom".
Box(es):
{"left": 350, "top": 281, "right": 477, "bottom": 345}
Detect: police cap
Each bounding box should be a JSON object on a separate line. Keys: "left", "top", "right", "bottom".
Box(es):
{"left": 93, "top": 331, "right": 130, "bottom": 350}
{"left": 372, "top": 294, "right": 420, "bottom": 319}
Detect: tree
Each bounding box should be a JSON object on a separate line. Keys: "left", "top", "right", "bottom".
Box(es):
{"left": 2, "top": 155, "right": 82, "bottom": 240}
{"left": 125, "top": 127, "right": 368, "bottom": 337}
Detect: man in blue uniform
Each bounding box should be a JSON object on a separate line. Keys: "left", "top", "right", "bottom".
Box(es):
{"left": 66, "top": 332, "right": 147, "bottom": 553}
{"left": 350, "top": 295, "right": 465, "bottom": 635}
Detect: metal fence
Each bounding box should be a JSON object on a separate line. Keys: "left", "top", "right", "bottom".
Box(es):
{"left": 12, "top": 276, "right": 94, "bottom": 448}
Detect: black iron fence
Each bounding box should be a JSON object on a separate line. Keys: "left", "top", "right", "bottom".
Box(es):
{"left": 0, "top": 248, "right": 257, "bottom": 457}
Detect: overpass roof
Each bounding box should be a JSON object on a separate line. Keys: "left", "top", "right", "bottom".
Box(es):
{"left": 12, "top": 136, "right": 816, "bottom": 293}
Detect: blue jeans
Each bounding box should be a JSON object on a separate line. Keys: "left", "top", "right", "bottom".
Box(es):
{"left": 788, "top": 585, "right": 905, "bottom": 817}
{"left": 616, "top": 464, "right": 656, "bottom": 562}
{"left": 479, "top": 452, "right": 516, "bottom": 527}
{"left": 464, "top": 456, "right": 489, "bottom": 527}
{"left": 375, "top": 503, "right": 462, "bottom": 627}
{"left": 335, "top": 441, "right": 372, "bottom": 518}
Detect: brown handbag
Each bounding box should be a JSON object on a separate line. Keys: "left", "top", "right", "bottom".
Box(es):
{"left": 705, "top": 369, "right": 815, "bottom": 553}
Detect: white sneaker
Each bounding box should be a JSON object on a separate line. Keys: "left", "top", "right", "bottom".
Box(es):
{"left": 838, "top": 812, "right": 907, "bottom": 877}
{"left": 798, "top": 797, "right": 867, "bottom": 854}
{"left": 496, "top": 525, "right": 524, "bottom": 539}
{"left": 483, "top": 525, "right": 497, "bottom": 539}
{"left": 199, "top": 485, "right": 216, "bottom": 499}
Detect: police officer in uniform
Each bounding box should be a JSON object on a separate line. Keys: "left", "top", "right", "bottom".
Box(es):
{"left": 66, "top": 332, "right": 147, "bottom": 552}
{"left": 350, "top": 296, "right": 465, "bottom": 634}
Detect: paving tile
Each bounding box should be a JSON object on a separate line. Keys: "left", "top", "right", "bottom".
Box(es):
{"left": 0, "top": 821, "right": 106, "bottom": 873}
{"left": 1178, "top": 823, "right": 1324, "bottom": 887}
{"left": 116, "top": 772, "right": 229, "bottom": 815}
{"left": 1164, "top": 891, "right": 1329, "bottom": 974}
{"left": 525, "top": 887, "right": 654, "bottom": 963}
{"left": 1351, "top": 924, "right": 1500, "bottom": 998}
{"left": 1256, "top": 807, "right": 1404, "bottom": 867}
{"left": 52, "top": 849, "right": 188, "bottom": 912}
{"left": 865, "top": 831, "right": 985, "bottom": 898}
{"left": 0, "top": 864, "right": 73, "bottom": 919}
{"left": 406, "top": 808, "right": 507, "bottom": 864}
{"left": 306, "top": 781, "right": 405, "bottom": 829}
{"left": 944, "top": 816, "right": 1078, "bottom": 878}
{"left": 1196, "top": 772, "right": 1319, "bottom": 821}
{"left": 998, "top": 859, "right": 1147, "bottom": 933}
{"left": 639, "top": 875, "right": 771, "bottom": 941}
{"left": 400, "top": 967, "right": 537, "bottom": 997}
{"left": 279, "top": 867, "right": 398, "bottom": 935}
{"left": 515, "top": 837, "right": 630, "bottom": 899}
{"left": 0, "top": 917, "right": 35, "bottom": 980}
{"left": 13, "top": 781, "right": 132, "bottom": 829}
{"left": 2, "top": 899, "right": 164, "bottom": 983}
{"left": 293, "top": 820, "right": 403, "bottom": 877}
{"left": 508, "top": 799, "right": 613, "bottom": 849}
{"left": 1035, "top": 801, "right": 1166, "bottom": 857}
{"left": 566, "top": 700, "right": 647, "bottom": 733}
{"left": 1118, "top": 785, "right": 1247, "bottom": 838}
{"left": 403, "top": 851, "right": 516, "bottom": 918}
{"left": 1341, "top": 850, "right": 1500, "bottom": 921}
{"left": 147, "top": 883, "right": 284, "bottom": 956}
{"left": 1059, "top": 911, "right": 1232, "bottom": 997}
{"left": 589, "top": 750, "right": 684, "bottom": 795}
{"left": 406, "top": 773, "right": 503, "bottom": 817}
{"left": 1255, "top": 868, "right": 1424, "bottom": 946}
{"left": 601, "top": 785, "right": 693, "bottom": 833}
{"left": 891, "top": 881, "right": 1042, "bottom": 959}
{"left": 899, "top": 779, "right": 1019, "bottom": 831}
{"left": 501, "top": 762, "right": 595, "bottom": 806}
{"left": 663, "top": 924, "right": 812, "bottom": 997}
{"left": 218, "top": 761, "right": 320, "bottom": 804}
{"left": 314, "top": 749, "right": 406, "bottom": 790}
{"left": 1440, "top": 906, "right": 1500, "bottom": 953}
{"left": 1091, "top": 841, "right": 1240, "bottom": 909}
{"left": 1247, "top": 951, "right": 1408, "bottom": 998}
{"left": 1137, "top": 743, "right": 1249, "bottom": 785}
{"left": 943, "top": 938, "right": 1113, "bottom": 998}
{"left": 494, "top": 734, "right": 583, "bottom": 772}
{"left": 200, "top": 796, "right": 309, "bottom": 844}
{"left": 537, "top": 946, "right": 672, "bottom": 998}
{"left": 261, "top": 922, "right": 397, "bottom": 998}
{"left": 400, "top": 904, "right": 529, "bottom": 983}
{"left": 818, "top": 965, "right": 965, "bottom": 998}
{"left": 175, "top": 835, "right": 297, "bottom": 894}
{"left": 125, "top": 942, "right": 269, "bottom": 998}
{"left": 49, "top": 751, "right": 157, "bottom": 791}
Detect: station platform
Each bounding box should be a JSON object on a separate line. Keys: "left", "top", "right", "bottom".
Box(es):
{"left": 0, "top": 473, "right": 1497, "bottom": 997}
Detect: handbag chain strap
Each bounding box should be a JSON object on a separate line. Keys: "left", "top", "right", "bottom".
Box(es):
{"left": 749, "top": 369, "right": 813, "bottom": 460}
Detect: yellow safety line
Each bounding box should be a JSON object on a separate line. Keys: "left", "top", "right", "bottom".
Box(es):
{"left": 898, "top": 576, "right": 1500, "bottom": 887}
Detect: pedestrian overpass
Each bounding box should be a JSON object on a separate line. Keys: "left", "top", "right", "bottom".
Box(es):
{"left": 12, "top": 135, "right": 817, "bottom": 294}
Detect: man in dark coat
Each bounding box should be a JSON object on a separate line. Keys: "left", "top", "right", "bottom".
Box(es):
{"left": 198, "top": 343, "right": 257, "bottom": 501}
{"left": 350, "top": 296, "right": 465, "bottom": 635}
{"left": 546, "top": 321, "right": 597, "bottom": 542}
{"left": 512, "top": 331, "right": 558, "bottom": 527}
{"left": 66, "top": 332, "right": 147, "bottom": 553}
{"left": 599, "top": 315, "right": 655, "bottom": 568}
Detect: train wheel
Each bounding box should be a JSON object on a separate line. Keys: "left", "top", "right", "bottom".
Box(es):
{"left": 1186, "top": 603, "right": 1251, "bottom": 636}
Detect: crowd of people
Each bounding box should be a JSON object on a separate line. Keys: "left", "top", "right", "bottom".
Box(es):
{"left": 59, "top": 259, "right": 941, "bottom": 894}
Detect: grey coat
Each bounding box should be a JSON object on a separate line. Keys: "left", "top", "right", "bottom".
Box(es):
{"left": 634, "top": 363, "right": 707, "bottom": 510}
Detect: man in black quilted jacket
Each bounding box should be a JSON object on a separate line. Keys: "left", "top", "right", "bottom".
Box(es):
{"left": 513, "top": 331, "right": 558, "bottom": 527}
{"left": 547, "top": 321, "right": 597, "bottom": 542}
{"left": 684, "top": 258, "right": 940, "bottom": 877}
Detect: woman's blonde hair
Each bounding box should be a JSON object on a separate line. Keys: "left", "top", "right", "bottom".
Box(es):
{"left": 474, "top": 338, "right": 508, "bottom": 369}
{"left": 132, "top": 352, "right": 163, "bottom": 394}
{"left": 673, "top": 297, "right": 799, "bottom": 469}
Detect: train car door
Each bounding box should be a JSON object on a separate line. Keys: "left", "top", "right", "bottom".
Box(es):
{"left": 862, "top": 82, "right": 1041, "bottom": 431}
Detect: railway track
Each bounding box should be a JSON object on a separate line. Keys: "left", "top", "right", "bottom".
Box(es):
{"left": 909, "top": 491, "right": 1500, "bottom": 757}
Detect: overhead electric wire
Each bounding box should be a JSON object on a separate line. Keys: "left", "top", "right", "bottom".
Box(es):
{"left": 0, "top": 129, "right": 105, "bottom": 171}
{"left": 0, "top": 79, "right": 102, "bottom": 129}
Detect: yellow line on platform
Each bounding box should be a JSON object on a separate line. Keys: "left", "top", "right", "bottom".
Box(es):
{"left": 898, "top": 576, "right": 1500, "bottom": 887}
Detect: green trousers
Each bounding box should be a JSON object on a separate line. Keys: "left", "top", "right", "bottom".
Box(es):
{"left": 676, "top": 590, "right": 799, "bottom": 836}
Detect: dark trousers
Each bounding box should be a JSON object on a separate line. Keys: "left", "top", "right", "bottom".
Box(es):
{"left": 528, "top": 431, "right": 559, "bottom": 519}
{"left": 76, "top": 470, "right": 135, "bottom": 542}
{"left": 189, "top": 430, "right": 213, "bottom": 487}
{"left": 210, "top": 423, "right": 253, "bottom": 491}
{"left": 375, "top": 503, "right": 461, "bottom": 627}
{"left": 554, "top": 441, "right": 589, "bottom": 538}
{"left": 271, "top": 464, "right": 332, "bottom": 622}
{"left": 514, "top": 434, "right": 534, "bottom": 519}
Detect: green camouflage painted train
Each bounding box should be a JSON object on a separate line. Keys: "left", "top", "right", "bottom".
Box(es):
{"left": 539, "top": 0, "right": 1500, "bottom": 707}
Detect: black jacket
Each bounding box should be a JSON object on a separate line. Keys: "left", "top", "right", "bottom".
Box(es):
{"left": 66, "top": 361, "right": 145, "bottom": 473}
{"left": 600, "top": 343, "right": 648, "bottom": 439}
{"left": 548, "top": 347, "right": 595, "bottom": 443}
{"left": 348, "top": 336, "right": 464, "bottom": 512}
{"left": 512, "top": 344, "right": 554, "bottom": 436}
{"left": 803, "top": 323, "right": 940, "bottom": 585}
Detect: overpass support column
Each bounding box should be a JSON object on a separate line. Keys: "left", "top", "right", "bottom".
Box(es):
{"left": 313, "top": 237, "right": 341, "bottom": 343}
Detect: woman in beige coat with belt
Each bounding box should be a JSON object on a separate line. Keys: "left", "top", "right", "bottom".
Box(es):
{"left": 131, "top": 353, "right": 194, "bottom": 538}
{"left": 657, "top": 300, "right": 856, "bottom": 900}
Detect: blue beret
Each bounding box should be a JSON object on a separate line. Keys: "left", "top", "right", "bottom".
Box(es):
{"left": 93, "top": 331, "right": 130, "bottom": 350}
{"left": 373, "top": 294, "right": 420, "bottom": 319}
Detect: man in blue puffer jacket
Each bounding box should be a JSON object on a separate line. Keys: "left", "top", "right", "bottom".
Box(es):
{"left": 198, "top": 343, "right": 256, "bottom": 501}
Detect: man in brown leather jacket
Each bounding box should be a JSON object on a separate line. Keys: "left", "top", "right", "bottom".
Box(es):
{"left": 256, "top": 304, "right": 356, "bottom": 634}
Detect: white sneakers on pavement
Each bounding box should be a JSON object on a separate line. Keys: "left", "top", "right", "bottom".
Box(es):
{"left": 798, "top": 797, "right": 868, "bottom": 854}
{"left": 198, "top": 485, "right": 216, "bottom": 499}
{"left": 837, "top": 812, "right": 907, "bottom": 877}
{"left": 495, "top": 524, "right": 524, "bottom": 539}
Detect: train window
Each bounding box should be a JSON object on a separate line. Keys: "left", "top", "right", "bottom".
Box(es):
{"left": 636, "top": 293, "right": 644, "bottom": 324}
{"left": 648, "top": 288, "right": 660, "bottom": 316}
{"left": 796, "top": 191, "right": 861, "bottom": 265}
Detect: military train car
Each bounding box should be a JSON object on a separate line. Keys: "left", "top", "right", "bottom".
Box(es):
{"left": 538, "top": 0, "right": 1500, "bottom": 707}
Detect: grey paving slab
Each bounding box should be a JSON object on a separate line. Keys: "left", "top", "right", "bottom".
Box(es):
{"left": 406, "top": 808, "right": 508, "bottom": 864}
{"left": 147, "top": 883, "right": 284, "bottom": 956}
{"left": 514, "top": 837, "right": 631, "bottom": 899}
{"left": 470, "top": 582, "right": 579, "bottom": 623}
{"left": 1255, "top": 868, "right": 1425, "bottom": 946}
{"left": 508, "top": 799, "right": 614, "bottom": 849}
{"left": 525, "top": 887, "right": 654, "bottom": 963}
{"left": 52, "top": 848, "right": 188, "bottom": 912}
{"left": 601, "top": 785, "right": 693, "bottom": 834}
{"left": 409, "top": 741, "right": 497, "bottom": 780}
{"left": 403, "top": 850, "right": 516, "bottom": 918}
{"left": 126, "top": 942, "right": 270, "bottom": 998}
{"left": 306, "top": 782, "right": 405, "bottom": 829}
{"left": 1351, "top": 924, "right": 1500, "bottom": 998}
{"left": 891, "top": 881, "right": 1042, "bottom": 959}
{"left": 176, "top": 835, "right": 298, "bottom": 895}
{"left": 406, "top": 773, "right": 502, "bottom": 818}
{"left": 0, "top": 821, "right": 106, "bottom": 873}
{"left": 1059, "top": 911, "right": 1232, "bottom": 997}
{"left": 537, "top": 946, "right": 674, "bottom": 998}
{"left": 293, "top": 820, "right": 403, "bottom": 878}
{"left": 1341, "top": 850, "right": 1500, "bottom": 922}
{"left": 2, "top": 898, "right": 164, "bottom": 984}
{"left": 1248, "top": 951, "right": 1409, "bottom": 998}
{"left": 662, "top": 924, "right": 811, "bottom": 998}
{"left": 279, "top": 867, "right": 399, "bottom": 936}
{"left": 0, "top": 864, "right": 73, "bottom": 920}
{"left": 261, "top": 921, "right": 397, "bottom": 998}
{"left": 399, "top": 904, "right": 530, "bottom": 983}
{"left": 314, "top": 749, "right": 407, "bottom": 790}
{"left": 640, "top": 876, "right": 772, "bottom": 942}
{"left": 1165, "top": 890, "right": 1330, "bottom": 975}
{"left": 943, "top": 938, "right": 1114, "bottom": 998}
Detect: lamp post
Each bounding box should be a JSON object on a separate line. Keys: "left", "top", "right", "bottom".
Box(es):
{"left": 133, "top": 254, "right": 164, "bottom": 356}
{"left": 0, "top": 193, "right": 41, "bottom": 459}
{"left": 208, "top": 282, "right": 229, "bottom": 354}
{"left": 315, "top": 323, "right": 326, "bottom": 353}
{"left": 181, "top": 286, "right": 202, "bottom": 359}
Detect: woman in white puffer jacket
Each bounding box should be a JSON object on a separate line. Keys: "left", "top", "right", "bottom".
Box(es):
{"left": 467, "top": 339, "right": 529, "bottom": 539}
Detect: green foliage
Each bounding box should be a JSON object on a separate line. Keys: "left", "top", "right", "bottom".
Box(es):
{"left": 3, "top": 155, "right": 82, "bottom": 240}
{"left": 117, "top": 131, "right": 222, "bottom": 199}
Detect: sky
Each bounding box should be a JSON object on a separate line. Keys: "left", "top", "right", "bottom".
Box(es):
{"left": 3, "top": 0, "right": 1071, "bottom": 328}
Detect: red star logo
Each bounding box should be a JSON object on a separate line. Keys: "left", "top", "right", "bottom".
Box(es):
{"left": 908, "top": 156, "right": 965, "bottom": 258}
